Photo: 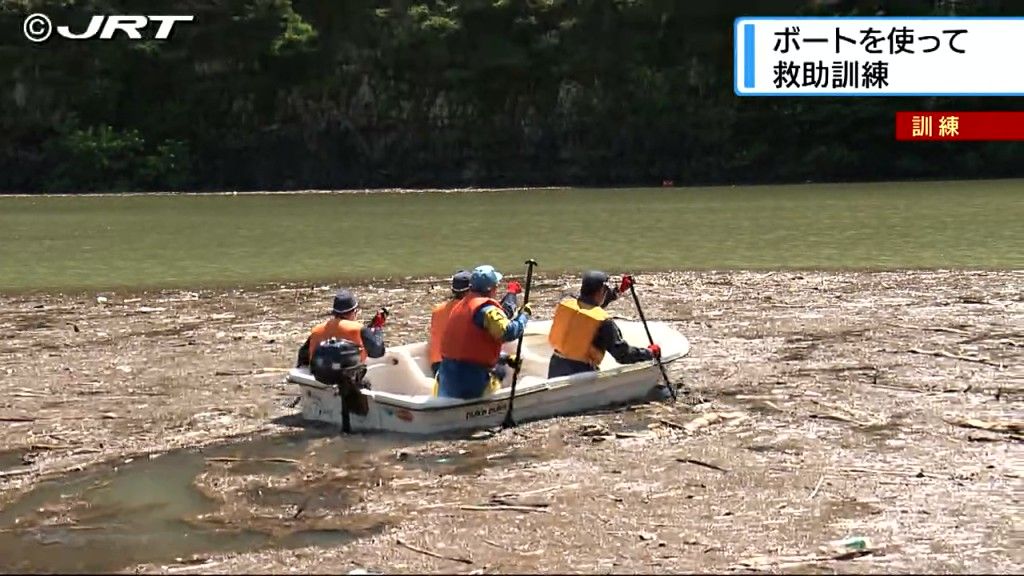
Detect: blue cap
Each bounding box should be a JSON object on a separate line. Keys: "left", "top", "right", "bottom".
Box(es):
{"left": 451, "top": 269, "right": 472, "bottom": 293}
{"left": 470, "top": 265, "right": 503, "bottom": 292}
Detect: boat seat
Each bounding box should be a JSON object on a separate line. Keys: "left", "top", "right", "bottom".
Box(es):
{"left": 364, "top": 349, "right": 434, "bottom": 397}
{"left": 494, "top": 333, "right": 554, "bottom": 386}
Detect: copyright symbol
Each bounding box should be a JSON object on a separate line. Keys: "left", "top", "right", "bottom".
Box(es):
{"left": 23, "top": 13, "right": 52, "bottom": 43}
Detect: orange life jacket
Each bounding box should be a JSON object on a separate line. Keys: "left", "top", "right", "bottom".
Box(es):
{"left": 308, "top": 318, "right": 367, "bottom": 363}
{"left": 428, "top": 299, "right": 459, "bottom": 365}
{"left": 548, "top": 298, "right": 609, "bottom": 367}
{"left": 441, "top": 295, "right": 503, "bottom": 367}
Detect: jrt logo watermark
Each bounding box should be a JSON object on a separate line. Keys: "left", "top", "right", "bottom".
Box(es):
{"left": 23, "top": 13, "right": 194, "bottom": 43}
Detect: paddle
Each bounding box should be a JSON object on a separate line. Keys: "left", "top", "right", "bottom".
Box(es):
{"left": 624, "top": 276, "right": 677, "bottom": 401}
{"left": 501, "top": 258, "right": 538, "bottom": 429}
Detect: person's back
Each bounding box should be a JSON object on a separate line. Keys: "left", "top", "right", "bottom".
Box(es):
{"left": 436, "top": 265, "right": 531, "bottom": 399}
{"left": 547, "top": 271, "right": 660, "bottom": 378}
{"left": 310, "top": 316, "right": 368, "bottom": 362}
{"left": 428, "top": 270, "right": 472, "bottom": 376}
{"left": 296, "top": 289, "right": 388, "bottom": 369}
{"left": 548, "top": 296, "right": 610, "bottom": 368}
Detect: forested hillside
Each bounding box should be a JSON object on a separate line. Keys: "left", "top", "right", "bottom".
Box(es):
{"left": 1, "top": 0, "right": 1020, "bottom": 192}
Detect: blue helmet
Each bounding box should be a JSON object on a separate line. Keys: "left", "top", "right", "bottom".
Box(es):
{"left": 470, "top": 265, "right": 503, "bottom": 292}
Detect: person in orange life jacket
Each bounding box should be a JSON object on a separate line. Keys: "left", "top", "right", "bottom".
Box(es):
{"left": 547, "top": 271, "right": 660, "bottom": 378}
{"left": 296, "top": 289, "right": 387, "bottom": 368}
{"left": 428, "top": 270, "right": 521, "bottom": 377}
{"left": 428, "top": 270, "right": 472, "bottom": 376}
{"left": 436, "top": 265, "right": 531, "bottom": 399}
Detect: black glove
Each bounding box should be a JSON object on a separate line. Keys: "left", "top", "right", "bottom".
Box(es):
{"left": 499, "top": 352, "right": 522, "bottom": 370}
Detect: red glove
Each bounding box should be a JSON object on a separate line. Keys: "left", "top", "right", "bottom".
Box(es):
{"left": 619, "top": 275, "right": 634, "bottom": 293}
{"left": 647, "top": 343, "right": 661, "bottom": 360}
{"left": 369, "top": 307, "right": 389, "bottom": 329}
{"left": 507, "top": 280, "right": 523, "bottom": 295}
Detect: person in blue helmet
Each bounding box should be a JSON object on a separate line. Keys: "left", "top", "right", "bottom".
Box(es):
{"left": 428, "top": 269, "right": 522, "bottom": 378}
{"left": 436, "top": 265, "right": 531, "bottom": 399}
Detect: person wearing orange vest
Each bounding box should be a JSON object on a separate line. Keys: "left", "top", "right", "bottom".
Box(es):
{"left": 436, "top": 265, "right": 531, "bottom": 399}
{"left": 429, "top": 269, "right": 522, "bottom": 377}
{"left": 428, "top": 270, "right": 472, "bottom": 376}
{"left": 547, "top": 271, "right": 660, "bottom": 378}
{"left": 296, "top": 289, "right": 387, "bottom": 368}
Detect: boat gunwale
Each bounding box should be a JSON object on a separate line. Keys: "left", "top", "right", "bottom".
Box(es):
{"left": 289, "top": 353, "right": 685, "bottom": 413}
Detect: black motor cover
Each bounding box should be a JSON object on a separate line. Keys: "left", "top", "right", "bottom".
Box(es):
{"left": 311, "top": 338, "right": 369, "bottom": 418}
{"left": 311, "top": 338, "right": 362, "bottom": 383}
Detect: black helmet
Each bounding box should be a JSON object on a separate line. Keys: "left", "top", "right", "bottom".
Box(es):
{"left": 581, "top": 270, "right": 611, "bottom": 295}
{"left": 451, "top": 270, "right": 472, "bottom": 293}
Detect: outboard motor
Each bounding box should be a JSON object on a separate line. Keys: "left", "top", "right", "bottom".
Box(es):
{"left": 311, "top": 338, "right": 369, "bottom": 432}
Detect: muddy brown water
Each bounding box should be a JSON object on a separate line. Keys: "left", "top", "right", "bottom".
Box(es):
{"left": 0, "top": 431, "right": 538, "bottom": 573}
{"left": 0, "top": 270, "right": 1020, "bottom": 573}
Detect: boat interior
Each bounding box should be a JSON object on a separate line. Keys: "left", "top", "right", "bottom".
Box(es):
{"left": 345, "top": 320, "right": 688, "bottom": 402}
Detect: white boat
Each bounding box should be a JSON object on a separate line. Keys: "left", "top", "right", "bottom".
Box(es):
{"left": 287, "top": 319, "right": 690, "bottom": 435}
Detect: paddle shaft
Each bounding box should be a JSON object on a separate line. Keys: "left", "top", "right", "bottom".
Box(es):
{"left": 502, "top": 259, "right": 537, "bottom": 428}
{"left": 627, "top": 283, "right": 676, "bottom": 400}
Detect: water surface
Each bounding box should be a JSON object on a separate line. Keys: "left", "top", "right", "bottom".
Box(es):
{"left": 1, "top": 180, "right": 1021, "bottom": 291}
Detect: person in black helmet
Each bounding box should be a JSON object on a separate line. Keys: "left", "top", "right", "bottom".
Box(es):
{"left": 296, "top": 289, "right": 387, "bottom": 368}
{"left": 428, "top": 270, "right": 473, "bottom": 376}
{"left": 546, "top": 271, "right": 661, "bottom": 378}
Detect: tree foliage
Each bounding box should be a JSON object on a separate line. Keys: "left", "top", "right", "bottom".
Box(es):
{"left": 0, "top": 0, "right": 1020, "bottom": 192}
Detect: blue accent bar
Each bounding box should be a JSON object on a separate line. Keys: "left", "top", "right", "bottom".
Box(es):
{"left": 744, "top": 24, "right": 755, "bottom": 89}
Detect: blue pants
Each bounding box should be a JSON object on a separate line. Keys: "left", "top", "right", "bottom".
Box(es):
{"left": 436, "top": 359, "right": 508, "bottom": 399}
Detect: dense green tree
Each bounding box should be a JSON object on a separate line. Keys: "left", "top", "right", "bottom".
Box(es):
{"left": 0, "top": 0, "right": 1020, "bottom": 192}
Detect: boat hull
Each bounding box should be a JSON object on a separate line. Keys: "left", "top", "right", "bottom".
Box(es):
{"left": 288, "top": 320, "right": 689, "bottom": 435}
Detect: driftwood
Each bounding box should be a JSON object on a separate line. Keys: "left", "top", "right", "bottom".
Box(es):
{"left": 459, "top": 504, "right": 550, "bottom": 513}
{"left": 614, "top": 431, "right": 651, "bottom": 439}
{"left": 166, "top": 561, "right": 225, "bottom": 574}
{"left": 676, "top": 458, "right": 729, "bottom": 473}
{"left": 808, "top": 399, "right": 879, "bottom": 427}
{"left": 887, "top": 322, "right": 971, "bottom": 335}
{"left": 0, "top": 466, "right": 35, "bottom": 478}
{"left": 907, "top": 348, "right": 1003, "bottom": 367}
{"left": 736, "top": 547, "right": 872, "bottom": 570}
{"left": 683, "top": 411, "right": 747, "bottom": 434}
{"left": 808, "top": 475, "right": 826, "bottom": 499}
{"left": 396, "top": 537, "right": 473, "bottom": 564}
{"left": 215, "top": 367, "right": 292, "bottom": 376}
{"left": 944, "top": 416, "right": 1023, "bottom": 435}
{"left": 213, "top": 369, "right": 251, "bottom": 376}
{"left": 489, "top": 484, "right": 573, "bottom": 500}
{"left": 28, "top": 443, "right": 78, "bottom": 451}
{"left": 205, "top": 456, "right": 300, "bottom": 464}
{"left": 657, "top": 418, "right": 688, "bottom": 431}
{"left": 0, "top": 416, "right": 37, "bottom": 423}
